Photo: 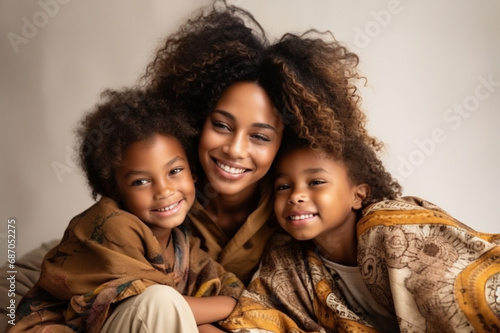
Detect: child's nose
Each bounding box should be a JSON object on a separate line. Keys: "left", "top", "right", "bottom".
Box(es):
{"left": 154, "top": 179, "right": 174, "bottom": 199}
{"left": 288, "top": 189, "right": 307, "bottom": 204}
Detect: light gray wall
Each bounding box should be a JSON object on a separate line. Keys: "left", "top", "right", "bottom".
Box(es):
{"left": 1, "top": 0, "right": 499, "bottom": 264}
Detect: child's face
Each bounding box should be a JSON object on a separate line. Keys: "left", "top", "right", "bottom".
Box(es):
{"left": 114, "top": 134, "right": 196, "bottom": 234}
{"left": 198, "top": 81, "right": 283, "bottom": 198}
{"left": 274, "top": 148, "right": 364, "bottom": 241}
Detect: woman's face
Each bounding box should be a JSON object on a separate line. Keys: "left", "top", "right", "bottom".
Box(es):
{"left": 198, "top": 81, "right": 283, "bottom": 198}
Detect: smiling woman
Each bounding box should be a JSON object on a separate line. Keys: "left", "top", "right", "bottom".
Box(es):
{"left": 142, "top": 3, "right": 288, "bottom": 284}
{"left": 198, "top": 82, "right": 282, "bottom": 201}
{"left": 196, "top": 81, "right": 283, "bottom": 238}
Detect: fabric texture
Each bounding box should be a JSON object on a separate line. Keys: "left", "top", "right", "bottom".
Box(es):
{"left": 8, "top": 197, "right": 243, "bottom": 333}
{"left": 188, "top": 178, "right": 279, "bottom": 284}
{"left": 221, "top": 196, "right": 500, "bottom": 333}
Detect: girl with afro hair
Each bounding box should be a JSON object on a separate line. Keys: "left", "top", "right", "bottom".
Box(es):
{"left": 10, "top": 89, "right": 244, "bottom": 333}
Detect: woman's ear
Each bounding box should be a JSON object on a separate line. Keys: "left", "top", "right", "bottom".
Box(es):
{"left": 352, "top": 184, "right": 370, "bottom": 210}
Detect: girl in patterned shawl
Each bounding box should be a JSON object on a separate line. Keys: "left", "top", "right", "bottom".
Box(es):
{"left": 10, "top": 89, "right": 243, "bottom": 333}
{"left": 220, "top": 30, "right": 500, "bottom": 333}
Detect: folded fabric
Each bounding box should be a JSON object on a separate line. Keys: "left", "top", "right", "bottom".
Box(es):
{"left": 222, "top": 196, "right": 500, "bottom": 333}
{"left": 9, "top": 197, "right": 243, "bottom": 333}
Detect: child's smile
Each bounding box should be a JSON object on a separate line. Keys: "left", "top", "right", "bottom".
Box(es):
{"left": 286, "top": 211, "right": 318, "bottom": 226}
{"left": 114, "top": 134, "right": 196, "bottom": 247}
{"left": 274, "top": 148, "right": 363, "bottom": 242}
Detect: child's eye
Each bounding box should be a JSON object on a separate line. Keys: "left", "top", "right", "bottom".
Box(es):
{"left": 275, "top": 184, "right": 291, "bottom": 191}
{"left": 310, "top": 179, "right": 325, "bottom": 186}
{"left": 131, "top": 179, "right": 149, "bottom": 186}
{"left": 169, "top": 167, "right": 183, "bottom": 176}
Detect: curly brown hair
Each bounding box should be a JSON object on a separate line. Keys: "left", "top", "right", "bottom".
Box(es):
{"left": 142, "top": 0, "right": 269, "bottom": 130}
{"left": 341, "top": 135, "right": 402, "bottom": 206}
{"left": 261, "top": 30, "right": 382, "bottom": 157}
{"left": 75, "top": 88, "right": 198, "bottom": 200}
{"left": 142, "top": 1, "right": 386, "bottom": 178}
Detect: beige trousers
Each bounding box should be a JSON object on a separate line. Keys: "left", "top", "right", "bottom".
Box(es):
{"left": 100, "top": 284, "right": 198, "bottom": 332}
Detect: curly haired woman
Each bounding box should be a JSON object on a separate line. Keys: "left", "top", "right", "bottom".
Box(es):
{"left": 142, "top": 1, "right": 370, "bottom": 286}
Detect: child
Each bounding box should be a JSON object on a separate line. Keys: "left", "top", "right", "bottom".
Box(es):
{"left": 10, "top": 89, "right": 243, "bottom": 333}
{"left": 221, "top": 133, "right": 500, "bottom": 332}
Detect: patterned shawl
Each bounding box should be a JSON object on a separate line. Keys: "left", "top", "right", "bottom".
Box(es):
{"left": 9, "top": 197, "right": 243, "bottom": 333}
{"left": 221, "top": 196, "right": 500, "bottom": 333}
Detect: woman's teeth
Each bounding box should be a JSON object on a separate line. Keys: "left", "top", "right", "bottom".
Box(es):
{"left": 216, "top": 161, "right": 246, "bottom": 174}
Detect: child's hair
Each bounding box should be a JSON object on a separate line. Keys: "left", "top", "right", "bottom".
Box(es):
{"left": 75, "top": 88, "right": 198, "bottom": 200}
{"left": 142, "top": 0, "right": 269, "bottom": 131}
{"left": 265, "top": 29, "right": 402, "bottom": 206}
{"left": 341, "top": 135, "right": 402, "bottom": 206}
{"left": 260, "top": 30, "right": 380, "bottom": 157}
{"left": 276, "top": 133, "right": 402, "bottom": 207}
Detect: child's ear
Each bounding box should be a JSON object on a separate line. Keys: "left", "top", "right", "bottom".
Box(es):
{"left": 352, "top": 184, "right": 370, "bottom": 210}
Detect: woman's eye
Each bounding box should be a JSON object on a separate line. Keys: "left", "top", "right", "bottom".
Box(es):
{"left": 251, "top": 134, "right": 270, "bottom": 142}
{"left": 131, "top": 179, "right": 149, "bottom": 186}
{"left": 213, "top": 121, "right": 231, "bottom": 131}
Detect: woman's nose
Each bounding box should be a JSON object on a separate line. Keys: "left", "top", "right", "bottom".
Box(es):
{"left": 222, "top": 133, "right": 248, "bottom": 159}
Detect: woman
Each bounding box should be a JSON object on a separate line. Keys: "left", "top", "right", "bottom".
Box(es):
{"left": 143, "top": 1, "right": 366, "bottom": 284}
{"left": 143, "top": 0, "right": 282, "bottom": 284}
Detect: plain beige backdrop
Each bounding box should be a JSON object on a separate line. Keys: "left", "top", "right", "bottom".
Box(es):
{"left": 1, "top": 0, "right": 499, "bottom": 265}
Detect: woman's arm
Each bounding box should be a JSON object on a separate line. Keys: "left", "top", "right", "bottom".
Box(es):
{"left": 184, "top": 295, "right": 237, "bottom": 325}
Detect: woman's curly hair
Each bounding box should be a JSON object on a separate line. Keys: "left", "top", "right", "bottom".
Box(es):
{"left": 142, "top": 0, "right": 269, "bottom": 130}
{"left": 142, "top": 0, "right": 386, "bottom": 174}
{"left": 260, "top": 30, "right": 381, "bottom": 157}
{"left": 75, "top": 88, "right": 198, "bottom": 200}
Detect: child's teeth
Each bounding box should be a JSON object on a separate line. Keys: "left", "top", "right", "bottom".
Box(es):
{"left": 157, "top": 202, "right": 178, "bottom": 212}
{"left": 290, "top": 214, "right": 314, "bottom": 220}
